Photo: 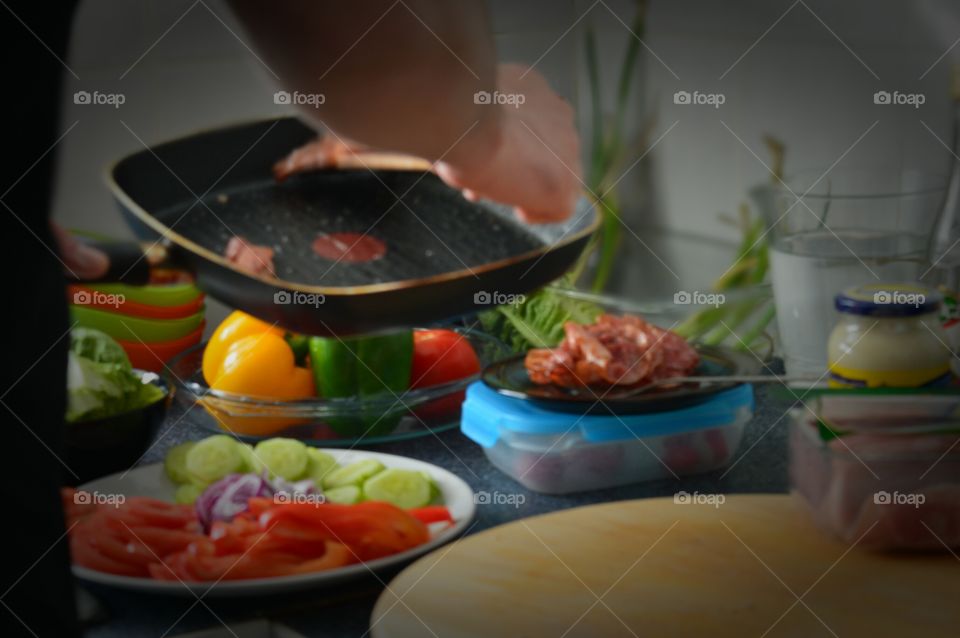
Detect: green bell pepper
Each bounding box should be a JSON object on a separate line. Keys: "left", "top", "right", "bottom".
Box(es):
{"left": 308, "top": 331, "right": 414, "bottom": 437}
{"left": 284, "top": 332, "right": 311, "bottom": 367}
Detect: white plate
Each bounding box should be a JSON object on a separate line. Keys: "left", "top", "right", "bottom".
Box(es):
{"left": 72, "top": 449, "right": 475, "bottom": 597}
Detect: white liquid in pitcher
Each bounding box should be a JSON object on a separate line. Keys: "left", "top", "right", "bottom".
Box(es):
{"left": 770, "top": 230, "right": 926, "bottom": 377}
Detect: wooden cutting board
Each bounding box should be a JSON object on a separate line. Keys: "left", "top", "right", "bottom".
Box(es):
{"left": 371, "top": 495, "right": 958, "bottom": 638}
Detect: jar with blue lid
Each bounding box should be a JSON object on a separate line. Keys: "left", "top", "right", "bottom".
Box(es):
{"left": 827, "top": 284, "right": 952, "bottom": 387}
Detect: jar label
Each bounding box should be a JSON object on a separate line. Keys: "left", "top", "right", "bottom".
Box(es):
{"left": 827, "top": 363, "right": 952, "bottom": 388}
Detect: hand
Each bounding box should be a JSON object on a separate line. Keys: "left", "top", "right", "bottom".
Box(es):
{"left": 51, "top": 222, "right": 108, "bottom": 280}
{"left": 436, "top": 63, "right": 582, "bottom": 223}
{"left": 273, "top": 64, "right": 582, "bottom": 224}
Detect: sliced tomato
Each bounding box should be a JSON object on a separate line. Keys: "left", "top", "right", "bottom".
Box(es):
{"left": 209, "top": 518, "right": 258, "bottom": 555}
{"left": 149, "top": 551, "right": 196, "bottom": 581}
{"left": 408, "top": 505, "right": 454, "bottom": 526}
{"left": 70, "top": 533, "right": 146, "bottom": 577}
{"left": 123, "top": 498, "right": 197, "bottom": 528}
{"left": 125, "top": 525, "right": 205, "bottom": 557}
{"left": 246, "top": 497, "right": 275, "bottom": 517}
{"left": 290, "top": 542, "right": 354, "bottom": 573}
{"left": 69, "top": 493, "right": 429, "bottom": 582}
{"left": 91, "top": 534, "right": 156, "bottom": 570}
{"left": 260, "top": 502, "right": 429, "bottom": 561}
{"left": 165, "top": 549, "right": 301, "bottom": 581}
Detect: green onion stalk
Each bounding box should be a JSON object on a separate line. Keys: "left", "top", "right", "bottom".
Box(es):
{"left": 672, "top": 203, "right": 774, "bottom": 352}
{"left": 485, "top": 1, "right": 777, "bottom": 355}
{"left": 672, "top": 137, "right": 782, "bottom": 352}
{"left": 583, "top": 0, "right": 647, "bottom": 292}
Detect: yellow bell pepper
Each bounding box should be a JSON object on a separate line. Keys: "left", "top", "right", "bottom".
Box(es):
{"left": 202, "top": 310, "right": 285, "bottom": 384}
{"left": 200, "top": 311, "right": 314, "bottom": 437}
{"left": 212, "top": 333, "right": 314, "bottom": 399}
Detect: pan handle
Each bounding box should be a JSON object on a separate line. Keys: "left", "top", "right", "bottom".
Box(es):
{"left": 68, "top": 239, "right": 191, "bottom": 285}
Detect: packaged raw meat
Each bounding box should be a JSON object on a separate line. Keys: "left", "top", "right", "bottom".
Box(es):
{"left": 790, "top": 411, "right": 960, "bottom": 551}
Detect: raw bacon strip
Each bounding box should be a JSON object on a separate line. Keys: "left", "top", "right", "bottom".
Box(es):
{"left": 273, "top": 136, "right": 431, "bottom": 182}
{"left": 273, "top": 137, "right": 359, "bottom": 182}
{"left": 225, "top": 236, "right": 276, "bottom": 277}
{"left": 524, "top": 314, "right": 698, "bottom": 389}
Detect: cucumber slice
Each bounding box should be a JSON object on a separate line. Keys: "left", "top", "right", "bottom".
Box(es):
{"left": 174, "top": 483, "right": 204, "bottom": 505}
{"left": 305, "top": 449, "right": 338, "bottom": 484}
{"left": 324, "top": 485, "right": 362, "bottom": 505}
{"left": 237, "top": 443, "right": 266, "bottom": 475}
{"left": 322, "top": 459, "right": 385, "bottom": 489}
{"left": 254, "top": 438, "right": 309, "bottom": 480}
{"left": 164, "top": 441, "right": 196, "bottom": 484}
{"left": 363, "top": 468, "right": 432, "bottom": 509}
{"left": 420, "top": 471, "right": 443, "bottom": 504}
{"left": 185, "top": 435, "right": 244, "bottom": 484}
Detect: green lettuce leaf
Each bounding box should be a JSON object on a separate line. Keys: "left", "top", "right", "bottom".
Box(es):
{"left": 66, "top": 329, "right": 165, "bottom": 423}
{"left": 479, "top": 284, "right": 603, "bottom": 352}
{"left": 70, "top": 327, "right": 130, "bottom": 366}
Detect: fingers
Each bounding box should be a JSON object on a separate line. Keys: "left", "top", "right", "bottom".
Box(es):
{"left": 516, "top": 208, "right": 560, "bottom": 224}
{"left": 514, "top": 189, "right": 581, "bottom": 224}
{"left": 51, "top": 222, "right": 109, "bottom": 280}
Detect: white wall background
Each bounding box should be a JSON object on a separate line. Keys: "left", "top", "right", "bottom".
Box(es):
{"left": 53, "top": 0, "right": 960, "bottom": 315}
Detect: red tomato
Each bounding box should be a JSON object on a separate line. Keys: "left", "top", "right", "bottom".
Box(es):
{"left": 120, "top": 498, "right": 197, "bottom": 528}
{"left": 408, "top": 506, "right": 454, "bottom": 526}
{"left": 68, "top": 494, "right": 429, "bottom": 582}
{"left": 68, "top": 496, "right": 205, "bottom": 578}
{"left": 291, "top": 542, "right": 352, "bottom": 573}
{"left": 246, "top": 497, "right": 275, "bottom": 517}
{"left": 149, "top": 553, "right": 194, "bottom": 581}
{"left": 71, "top": 534, "right": 145, "bottom": 577}
{"left": 260, "top": 502, "right": 429, "bottom": 561}
{"left": 209, "top": 518, "right": 259, "bottom": 555}
{"left": 118, "top": 525, "right": 204, "bottom": 557}
{"left": 410, "top": 330, "right": 481, "bottom": 421}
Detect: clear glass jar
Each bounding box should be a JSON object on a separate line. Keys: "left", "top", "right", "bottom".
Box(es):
{"left": 827, "top": 284, "right": 951, "bottom": 387}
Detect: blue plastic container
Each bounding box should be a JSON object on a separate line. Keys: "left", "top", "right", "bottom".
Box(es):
{"left": 461, "top": 382, "right": 754, "bottom": 494}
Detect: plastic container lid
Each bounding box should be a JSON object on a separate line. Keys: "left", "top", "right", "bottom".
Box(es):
{"left": 462, "top": 381, "right": 754, "bottom": 447}
{"left": 835, "top": 283, "right": 940, "bottom": 317}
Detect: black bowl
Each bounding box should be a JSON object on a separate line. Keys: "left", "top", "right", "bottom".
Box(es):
{"left": 62, "top": 371, "right": 170, "bottom": 485}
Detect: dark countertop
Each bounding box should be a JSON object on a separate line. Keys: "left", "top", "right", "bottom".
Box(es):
{"left": 82, "top": 383, "right": 795, "bottom": 638}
